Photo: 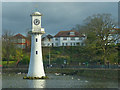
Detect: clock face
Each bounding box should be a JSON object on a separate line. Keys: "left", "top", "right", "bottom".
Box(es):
{"left": 34, "top": 19, "right": 40, "bottom": 25}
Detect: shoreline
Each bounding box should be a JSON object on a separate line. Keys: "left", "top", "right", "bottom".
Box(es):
{"left": 2, "top": 68, "right": 119, "bottom": 80}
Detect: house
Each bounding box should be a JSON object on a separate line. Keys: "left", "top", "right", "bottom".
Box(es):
{"left": 53, "top": 30, "right": 86, "bottom": 47}
{"left": 42, "top": 30, "right": 87, "bottom": 47}
{"left": 107, "top": 28, "right": 120, "bottom": 45}
{"left": 113, "top": 28, "right": 120, "bottom": 44}
{"left": 42, "top": 34, "right": 53, "bottom": 46}
{"left": 11, "top": 33, "right": 30, "bottom": 49}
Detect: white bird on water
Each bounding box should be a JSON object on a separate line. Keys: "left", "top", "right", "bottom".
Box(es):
{"left": 17, "top": 72, "right": 21, "bottom": 75}
{"left": 55, "top": 73, "right": 60, "bottom": 76}
{"left": 72, "top": 77, "right": 74, "bottom": 79}
{"left": 85, "top": 80, "right": 88, "bottom": 82}
{"left": 63, "top": 74, "right": 66, "bottom": 76}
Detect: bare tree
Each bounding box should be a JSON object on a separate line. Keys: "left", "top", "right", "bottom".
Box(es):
{"left": 2, "top": 30, "right": 16, "bottom": 66}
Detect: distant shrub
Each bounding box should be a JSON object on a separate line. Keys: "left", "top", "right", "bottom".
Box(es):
{"left": 20, "top": 56, "right": 30, "bottom": 65}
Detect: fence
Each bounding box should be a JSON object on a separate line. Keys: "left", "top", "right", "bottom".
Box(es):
{"left": 45, "top": 64, "right": 119, "bottom": 69}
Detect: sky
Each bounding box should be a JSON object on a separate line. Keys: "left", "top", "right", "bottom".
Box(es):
{"left": 2, "top": 2, "right": 118, "bottom": 36}
{"left": 1, "top": 0, "right": 120, "bottom": 2}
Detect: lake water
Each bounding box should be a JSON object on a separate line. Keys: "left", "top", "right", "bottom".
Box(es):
{"left": 2, "top": 73, "right": 118, "bottom": 88}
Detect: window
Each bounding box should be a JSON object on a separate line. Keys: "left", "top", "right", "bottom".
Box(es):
{"left": 17, "top": 44, "right": 23, "bottom": 48}
{"left": 74, "top": 43, "right": 76, "bottom": 46}
{"left": 76, "top": 42, "right": 80, "bottom": 46}
{"left": 62, "top": 43, "right": 64, "bottom": 46}
{"left": 66, "top": 43, "right": 68, "bottom": 46}
{"left": 63, "top": 37, "right": 67, "bottom": 40}
{"left": 18, "top": 39, "right": 22, "bottom": 43}
{"left": 22, "top": 39, "right": 26, "bottom": 43}
{"left": 79, "top": 37, "right": 82, "bottom": 40}
{"left": 36, "top": 51, "right": 38, "bottom": 55}
{"left": 55, "top": 38, "right": 58, "bottom": 41}
{"left": 56, "top": 43, "right": 58, "bottom": 46}
{"left": 71, "top": 43, "right": 72, "bottom": 46}
{"left": 71, "top": 37, "right": 75, "bottom": 40}
{"left": 48, "top": 43, "right": 50, "bottom": 46}
{"left": 13, "top": 39, "right": 17, "bottom": 43}
{"left": 81, "top": 43, "right": 84, "bottom": 46}
{"left": 22, "top": 44, "right": 26, "bottom": 49}
{"left": 52, "top": 43, "right": 54, "bottom": 47}
{"left": 36, "top": 38, "right": 38, "bottom": 42}
{"left": 70, "top": 32, "right": 75, "bottom": 35}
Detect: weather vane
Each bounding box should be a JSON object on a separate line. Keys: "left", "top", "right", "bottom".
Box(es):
{"left": 35, "top": 4, "right": 39, "bottom": 11}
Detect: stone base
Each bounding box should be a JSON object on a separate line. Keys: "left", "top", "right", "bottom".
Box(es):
{"left": 23, "top": 76, "right": 49, "bottom": 79}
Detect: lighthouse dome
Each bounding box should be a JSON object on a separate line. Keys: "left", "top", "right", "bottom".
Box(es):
{"left": 31, "top": 12, "right": 42, "bottom": 16}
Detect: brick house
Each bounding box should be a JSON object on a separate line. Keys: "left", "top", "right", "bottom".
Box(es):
{"left": 11, "top": 33, "right": 30, "bottom": 49}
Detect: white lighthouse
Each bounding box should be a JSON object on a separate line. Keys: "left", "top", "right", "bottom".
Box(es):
{"left": 27, "top": 12, "right": 45, "bottom": 78}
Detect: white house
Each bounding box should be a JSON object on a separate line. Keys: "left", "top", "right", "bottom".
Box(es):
{"left": 42, "top": 30, "right": 87, "bottom": 47}
{"left": 42, "top": 34, "right": 53, "bottom": 46}
{"left": 107, "top": 28, "right": 120, "bottom": 45}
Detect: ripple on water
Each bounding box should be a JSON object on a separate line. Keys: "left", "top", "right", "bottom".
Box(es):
{"left": 2, "top": 73, "right": 118, "bottom": 88}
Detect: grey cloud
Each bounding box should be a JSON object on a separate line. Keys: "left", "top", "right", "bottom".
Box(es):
{"left": 2, "top": 2, "right": 118, "bottom": 36}
{"left": 2, "top": 0, "right": 119, "bottom": 2}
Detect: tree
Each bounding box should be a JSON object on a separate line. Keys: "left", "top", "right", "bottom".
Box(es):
{"left": 15, "top": 48, "right": 23, "bottom": 66}
{"left": 0, "top": 38, "right": 2, "bottom": 66}
{"left": 72, "top": 24, "right": 88, "bottom": 34}
{"left": 2, "top": 30, "right": 16, "bottom": 66}
{"left": 84, "top": 13, "right": 118, "bottom": 64}
{"left": 24, "top": 29, "right": 31, "bottom": 52}
{"left": 73, "top": 13, "right": 119, "bottom": 64}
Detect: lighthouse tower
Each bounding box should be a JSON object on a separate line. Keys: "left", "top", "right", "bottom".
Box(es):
{"left": 27, "top": 12, "right": 45, "bottom": 78}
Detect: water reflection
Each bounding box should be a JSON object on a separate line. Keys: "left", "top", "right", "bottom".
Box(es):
{"left": 27, "top": 79, "right": 46, "bottom": 88}
{"left": 2, "top": 73, "right": 118, "bottom": 88}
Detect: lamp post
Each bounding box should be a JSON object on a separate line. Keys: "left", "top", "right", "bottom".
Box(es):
{"left": 49, "top": 45, "right": 51, "bottom": 67}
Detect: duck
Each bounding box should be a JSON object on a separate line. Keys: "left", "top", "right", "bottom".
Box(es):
{"left": 72, "top": 77, "right": 74, "bottom": 79}
{"left": 85, "top": 80, "right": 88, "bottom": 82}
{"left": 17, "top": 72, "right": 21, "bottom": 75}
{"left": 55, "top": 73, "right": 60, "bottom": 76}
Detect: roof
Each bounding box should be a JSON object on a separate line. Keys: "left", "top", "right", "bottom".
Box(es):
{"left": 42, "top": 34, "right": 53, "bottom": 41}
{"left": 46, "top": 34, "right": 53, "bottom": 39}
{"left": 114, "top": 28, "right": 120, "bottom": 34}
{"left": 31, "top": 12, "right": 42, "bottom": 16}
{"left": 111, "top": 28, "right": 120, "bottom": 34}
{"left": 12, "top": 33, "right": 26, "bottom": 39}
{"left": 54, "top": 30, "right": 83, "bottom": 37}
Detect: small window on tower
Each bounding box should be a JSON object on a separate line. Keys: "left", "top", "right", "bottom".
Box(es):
{"left": 36, "top": 51, "right": 38, "bottom": 55}
{"left": 36, "top": 38, "right": 38, "bottom": 42}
